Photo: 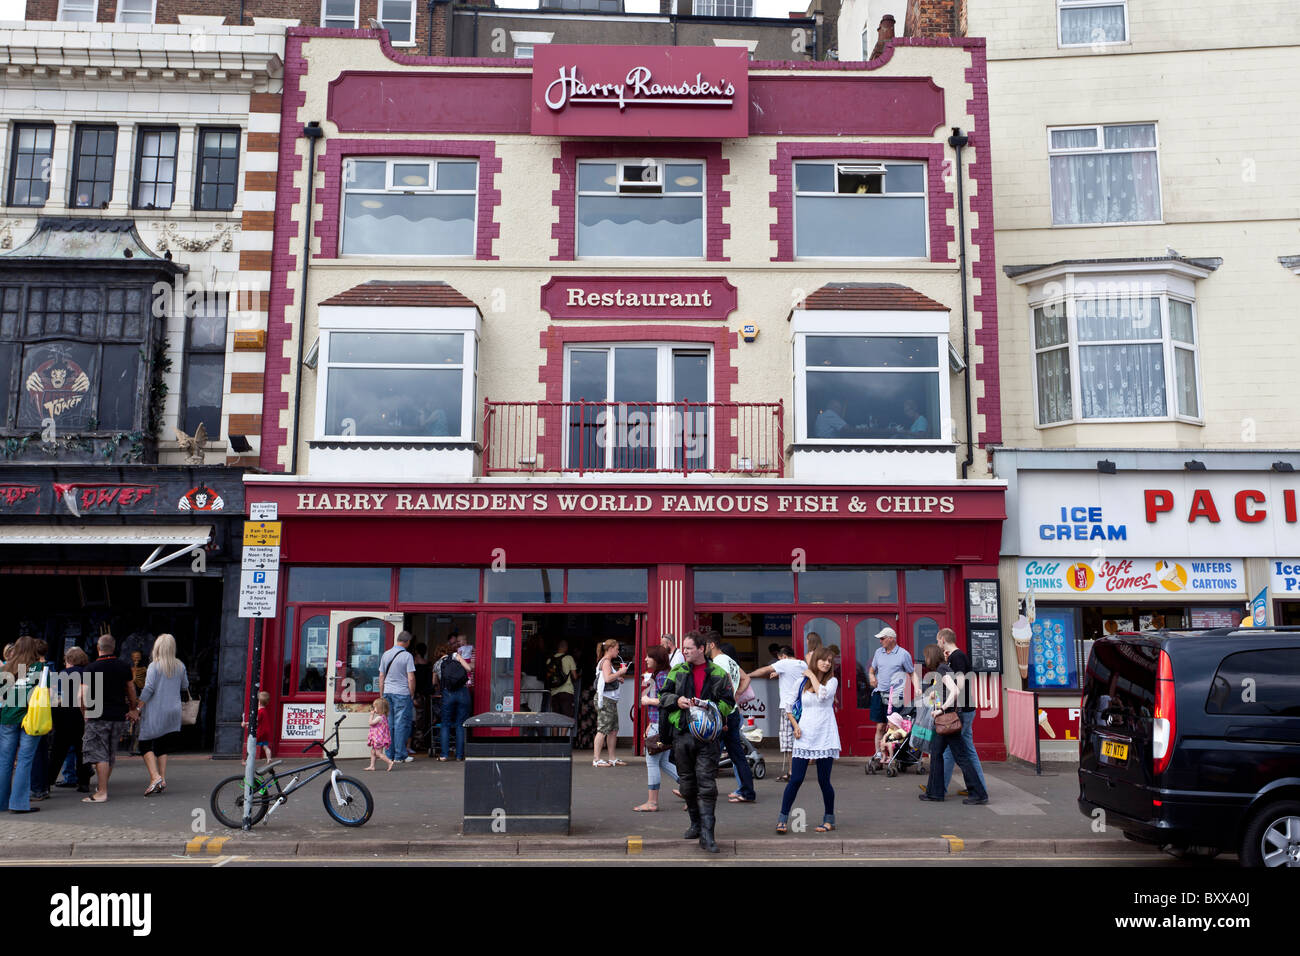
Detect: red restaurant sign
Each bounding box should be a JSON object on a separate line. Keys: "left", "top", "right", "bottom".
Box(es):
{"left": 541, "top": 276, "right": 737, "bottom": 320}
{"left": 530, "top": 45, "right": 749, "bottom": 138}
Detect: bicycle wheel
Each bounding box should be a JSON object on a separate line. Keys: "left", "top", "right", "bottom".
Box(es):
{"left": 210, "top": 774, "right": 270, "bottom": 829}
{"left": 321, "top": 774, "right": 373, "bottom": 827}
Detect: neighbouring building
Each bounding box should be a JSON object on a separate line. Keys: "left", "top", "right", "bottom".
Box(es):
{"left": 965, "top": 0, "right": 1300, "bottom": 756}
{"left": 0, "top": 18, "right": 284, "bottom": 754}
{"left": 245, "top": 22, "right": 1011, "bottom": 761}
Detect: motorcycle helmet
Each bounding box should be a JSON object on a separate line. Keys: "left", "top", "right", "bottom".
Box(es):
{"left": 688, "top": 701, "right": 722, "bottom": 742}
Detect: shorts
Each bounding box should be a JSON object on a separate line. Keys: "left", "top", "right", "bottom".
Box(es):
{"left": 82, "top": 720, "right": 127, "bottom": 766}
{"left": 139, "top": 732, "right": 181, "bottom": 757}
{"left": 778, "top": 707, "right": 794, "bottom": 753}
{"left": 596, "top": 697, "right": 619, "bottom": 735}
{"left": 869, "top": 691, "right": 889, "bottom": 724}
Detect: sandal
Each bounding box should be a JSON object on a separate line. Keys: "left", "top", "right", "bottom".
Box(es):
{"left": 672, "top": 789, "right": 683, "bottom": 799}
{"left": 593, "top": 759, "right": 612, "bottom": 767}
{"left": 144, "top": 778, "right": 164, "bottom": 796}
{"left": 727, "top": 793, "right": 755, "bottom": 803}
{"left": 815, "top": 822, "right": 836, "bottom": 833}
{"left": 632, "top": 804, "right": 658, "bottom": 812}
{"left": 775, "top": 822, "right": 788, "bottom": 834}
{"left": 777, "top": 774, "right": 791, "bottom": 782}
{"left": 611, "top": 759, "right": 627, "bottom": 766}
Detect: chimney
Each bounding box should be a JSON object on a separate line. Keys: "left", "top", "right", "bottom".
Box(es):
{"left": 869, "top": 14, "right": 895, "bottom": 59}
{"left": 903, "top": 0, "right": 965, "bottom": 38}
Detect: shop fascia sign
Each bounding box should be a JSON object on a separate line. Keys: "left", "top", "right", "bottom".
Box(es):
{"left": 530, "top": 45, "right": 749, "bottom": 138}
{"left": 1016, "top": 471, "right": 1300, "bottom": 558}
{"left": 1018, "top": 557, "right": 1245, "bottom": 596}
{"left": 541, "top": 276, "right": 737, "bottom": 321}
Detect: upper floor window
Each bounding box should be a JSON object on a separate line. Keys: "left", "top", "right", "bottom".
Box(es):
{"left": 342, "top": 158, "right": 478, "bottom": 256}
{"left": 379, "top": 0, "right": 415, "bottom": 45}
{"left": 1049, "top": 123, "right": 1159, "bottom": 225}
{"left": 515, "top": 45, "right": 534, "bottom": 58}
{"left": 182, "top": 294, "right": 228, "bottom": 437}
{"left": 117, "top": 0, "right": 156, "bottom": 23}
{"left": 132, "top": 127, "right": 178, "bottom": 210}
{"left": 70, "top": 126, "right": 117, "bottom": 209}
{"left": 57, "top": 0, "right": 97, "bottom": 21}
{"left": 1058, "top": 0, "right": 1127, "bottom": 47}
{"left": 1032, "top": 292, "right": 1199, "bottom": 425}
{"left": 7, "top": 124, "right": 54, "bottom": 208}
{"left": 576, "top": 159, "right": 705, "bottom": 259}
{"left": 694, "top": 0, "right": 754, "bottom": 15}
{"left": 794, "top": 161, "right": 927, "bottom": 258}
{"left": 540, "top": 0, "right": 622, "bottom": 10}
{"left": 195, "top": 128, "right": 240, "bottom": 211}
{"left": 322, "top": 0, "right": 359, "bottom": 28}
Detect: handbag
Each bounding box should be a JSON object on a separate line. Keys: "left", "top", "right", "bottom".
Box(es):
{"left": 645, "top": 721, "right": 671, "bottom": 754}
{"left": 21, "top": 665, "right": 53, "bottom": 737}
{"left": 181, "top": 687, "right": 200, "bottom": 727}
{"left": 934, "top": 710, "right": 962, "bottom": 736}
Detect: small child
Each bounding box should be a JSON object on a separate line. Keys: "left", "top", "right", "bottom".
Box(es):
{"left": 366, "top": 697, "right": 394, "bottom": 771}
{"left": 241, "top": 691, "right": 273, "bottom": 762}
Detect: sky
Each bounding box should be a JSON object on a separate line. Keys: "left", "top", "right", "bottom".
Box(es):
{"left": 0, "top": 0, "right": 22, "bottom": 19}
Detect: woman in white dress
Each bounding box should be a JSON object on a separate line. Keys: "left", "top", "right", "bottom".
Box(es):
{"left": 776, "top": 647, "right": 840, "bottom": 834}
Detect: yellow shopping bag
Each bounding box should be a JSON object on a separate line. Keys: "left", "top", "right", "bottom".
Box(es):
{"left": 21, "top": 665, "right": 52, "bottom": 737}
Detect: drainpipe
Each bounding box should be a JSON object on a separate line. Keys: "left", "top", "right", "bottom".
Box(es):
{"left": 472, "top": 7, "right": 479, "bottom": 56}
{"left": 948, "top": 126, "right": 974, "bottom": 479}
{"left": 289, "top": 121, "right": 324, "bottom": 476}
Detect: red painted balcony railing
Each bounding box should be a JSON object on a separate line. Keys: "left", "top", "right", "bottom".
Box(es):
{"left": 483, "top": 400, "right": 784, "bottom": 476}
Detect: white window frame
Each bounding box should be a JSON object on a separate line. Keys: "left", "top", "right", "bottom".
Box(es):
{"left": 57, "top": 0, "right": 97, "bottom": 21}
{"left": 693, "top": 0, "right": 754, "bottom": 15}
{"left": 792, "top": 159, "right": 930, "bottom": 261}
{"left": 1021, "top": 267, "right": 1205, "bottom": 428}
{"left": 315, "top": 307, "right": 479, "bottom": 444}
{"left": 340, "top": 156, "right": 479, "bottom": 258}
{"left": 575, "top": 158, "right": 707, "bottom": 261}
{"left": 321, "top": 0, "right": 360, "bottom": 29}
{"left": 510, "top": 30, "right": 552, "bottom": 59}
{"left": 514, "top": 45, "right": 535, "bottom": 59}
{"left": 561, "top": 343, "right": 715, "bottom": 471}
{"left": 378, "top": 0, "right": 416, "bottom": 46}
{"left": 115, "top": 0, "right": 156, "bottom": 24}
{"left": 790, "top": 311, "right": 953, "bottom": 445}
{"left": 1057, "top": 0, "right": 1129, "bottom": 48}
{"left": 1047, "top": 122, "right": 1162, "bottom": 226}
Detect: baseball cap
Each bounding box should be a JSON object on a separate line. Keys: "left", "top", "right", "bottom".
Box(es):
{"left": 875, "top": 626, "right": 898, "bottom": 640}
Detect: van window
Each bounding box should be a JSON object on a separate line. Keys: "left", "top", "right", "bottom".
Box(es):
{"left": 1206, "top": 648, "right": 1300, "bottom": 717}
{"left": 1083, "top": 640, "right": 1156, "bottom": 719}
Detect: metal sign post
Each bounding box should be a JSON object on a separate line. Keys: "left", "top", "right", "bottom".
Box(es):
{"left": 238, "top": 504, "right": 279, "bottom": 829}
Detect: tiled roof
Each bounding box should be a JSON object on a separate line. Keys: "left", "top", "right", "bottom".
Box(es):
{"left": 320, "top": 280, "right": 478, "bottom": 309}
{"left": 795, "top": 282, "right": 948, "bottom": 313}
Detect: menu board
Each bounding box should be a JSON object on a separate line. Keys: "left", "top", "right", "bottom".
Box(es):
{"left": 1189, "top": 607, "right": 1238, "bottom": 628}
{"left": 969, "top": 628, "right": 1001, "bottom": 673}
{"left": 1029, "top": 609, "right": 1078, "bottom": 689}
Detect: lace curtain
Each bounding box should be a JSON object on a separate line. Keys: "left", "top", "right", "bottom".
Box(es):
{"left": 1060, "top": 4, "right": 1127, "bottom": 45}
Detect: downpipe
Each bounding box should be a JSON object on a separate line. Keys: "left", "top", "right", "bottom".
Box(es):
{"left": 948, "top": 127, "right": 975, "bottom": 479}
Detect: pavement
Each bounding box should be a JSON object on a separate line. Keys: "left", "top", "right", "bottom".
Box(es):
{"left": 0, "top": 751, "right": 1179, "bottom": 863}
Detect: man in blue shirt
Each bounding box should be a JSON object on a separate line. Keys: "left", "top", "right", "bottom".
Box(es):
{"left": 868, "top": 627, "right": 921, "bottom": 759}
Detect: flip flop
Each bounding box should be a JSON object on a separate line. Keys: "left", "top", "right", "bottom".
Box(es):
{"left": 81, "top": 795, "right": 108, "bottom": 804}
{"left": 593, "top": 759, "right": 612, "bottom": 767}
{"left": 611, "top": 759, "right": 627, "bottom": 766}
{"left": 632, "top": 804, "right": 659, "bottom": 812}
{"left": 727, "top": 793, "right": 755, "bottom": 803}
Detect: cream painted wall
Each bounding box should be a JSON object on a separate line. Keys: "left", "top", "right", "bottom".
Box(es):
{"left": 280, "top": 36, "right": 994, "bottom": 480}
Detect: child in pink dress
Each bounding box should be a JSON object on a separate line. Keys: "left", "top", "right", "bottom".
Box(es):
{"left": 366, "top": 698, "right": 394, "bottom": 771}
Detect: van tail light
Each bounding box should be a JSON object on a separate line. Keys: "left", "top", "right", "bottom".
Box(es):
{"left": 1152, "top": 650, "right": 1176, "bottom": 776}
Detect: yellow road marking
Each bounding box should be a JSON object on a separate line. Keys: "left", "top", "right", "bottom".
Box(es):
{"left": 206, "top": 837, "right": 229, "bottom": 855}
{"left": 942, "top": 834, "right": 965, "bottom": 852}
{"left": 184, "top": 836, "right": 208, "bottom": 855}
{"left": 627, "top": 836, "right": 643, "bottom": 855}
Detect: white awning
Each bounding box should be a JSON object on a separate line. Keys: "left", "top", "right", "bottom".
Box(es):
{"left": 0, "top": 525, "right": 213, "bottom": 547}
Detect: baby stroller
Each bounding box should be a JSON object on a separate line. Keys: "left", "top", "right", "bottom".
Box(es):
{"left": 716, "top": 717, "right": 767, "bottom": 780}
{"left": 865, "top": 702, "right": 931, "bottom": 777}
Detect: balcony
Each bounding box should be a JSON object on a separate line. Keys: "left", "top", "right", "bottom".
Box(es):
{"left": 483, "top": 400, "right": 784, "bottom": 477}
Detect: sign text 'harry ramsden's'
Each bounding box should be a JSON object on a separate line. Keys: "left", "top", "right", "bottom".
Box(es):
{"left": 545, "top": 65, "right": 737, "bottom": 112}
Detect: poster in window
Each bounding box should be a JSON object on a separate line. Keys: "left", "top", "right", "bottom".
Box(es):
{"left": 1029, "top": 608, "right": 1077, "bottom": 689}
{"left": 18, "top": 342, "right": 97, "bottom": 429}
{"left": 967, "top": 581, "right": 1000, "bottom": 623}
{"left": 722, "top": 612, "right": 753, "bottom": 637}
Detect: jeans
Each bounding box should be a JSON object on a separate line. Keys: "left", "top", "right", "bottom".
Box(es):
{"left": 58, "top": 750, "right": 78, "bottom": 784}
{"left": 0, "top": 724, "right": 41, "bottom": 812}
{"left": 926, "top": 718, "right": 988, "bottom": 801}
{"left": 778, "top": 756, "right": 835, "bottom": 824}
{"left": 645, "top": 748, "right": 678, "bottom": 790}
{"left": 721, "top": 714, "right": 755, "bottom": 800}
{"left": 29, "top": 732, "right": 49, "bottom": 796}
{"left": 439, "top": 687, "right": 472, "bottom": 759}
{"left": 384, "top": 693, "right": 414, "bottom": 761}
{"left": 943, "top": 710, "right": 987, "bottom": 794}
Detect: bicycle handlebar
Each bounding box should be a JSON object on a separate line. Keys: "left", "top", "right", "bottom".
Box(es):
{"left": 301, "top": 714, "right": 347, "bottom": 755}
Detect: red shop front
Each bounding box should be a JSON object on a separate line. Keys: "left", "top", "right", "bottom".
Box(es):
{"left": 243, "top": 480, "right": 1007, "bottom": 760}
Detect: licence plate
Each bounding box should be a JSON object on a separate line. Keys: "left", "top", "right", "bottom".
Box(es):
{"left": 1100, "top": 740, "right": 1129, "bottom": 762}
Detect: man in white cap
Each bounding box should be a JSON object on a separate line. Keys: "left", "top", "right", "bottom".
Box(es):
{"left": 868, "top": 626, "right": 921, "bottom": 759}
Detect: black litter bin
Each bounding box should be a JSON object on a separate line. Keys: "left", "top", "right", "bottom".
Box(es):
{"left": 462, "top": 712, "right": 575, "bottom": 835}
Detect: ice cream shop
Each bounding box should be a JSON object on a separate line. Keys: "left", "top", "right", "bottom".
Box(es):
{"left": 242, "top": 478, "right": 1007, "bottom": 759}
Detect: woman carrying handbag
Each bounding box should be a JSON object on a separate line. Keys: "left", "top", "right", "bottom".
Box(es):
{"left": 918, "top": 644, "right": 989, "bottom": 805}
{"left": 0, "top": 637, "right": 51, "bottom": 814}
{"left": 633, "top": 645, "right": 678, "bottom": 811}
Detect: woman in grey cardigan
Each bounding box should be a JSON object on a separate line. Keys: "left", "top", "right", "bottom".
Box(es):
{"left": 138, "top": 633, "right": 188, "bottom": 796}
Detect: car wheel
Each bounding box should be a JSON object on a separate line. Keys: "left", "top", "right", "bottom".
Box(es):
{"left": 1240, "top": 800, "right": 1300, "bottom": 868}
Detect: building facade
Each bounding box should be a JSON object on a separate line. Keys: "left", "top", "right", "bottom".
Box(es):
{"left": 244, "top": 25, "right": 1008, "bottom": 760}
{"left": 968, "top": 0, "right": 1300, "bottom": 755}
{"left": 0, "top": 18, "right": 284, "bottom": 753}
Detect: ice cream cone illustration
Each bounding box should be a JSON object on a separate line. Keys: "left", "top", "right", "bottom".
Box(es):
{"left": 1038, "top": 709, "right": 1056, "bottom": 738}
{"left": 1012, "top": 615, "right": 1031, "bottom": 681}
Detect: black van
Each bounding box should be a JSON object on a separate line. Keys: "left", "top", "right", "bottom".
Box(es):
{"left": 1077, "top": 627, "right": 1300, "bottom": 867}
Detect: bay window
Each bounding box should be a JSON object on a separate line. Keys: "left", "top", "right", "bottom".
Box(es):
{"left": 576, "top": 160, "right": 704, "bottom": 258}
{"left": 794, "top": 161, "right": 927, "bottom": 258}
{"left": 1049, "top": 123, "right": 1160, "bottom": 225}
{"left": 342, "top": 157, "right": 477, "bottom": 256}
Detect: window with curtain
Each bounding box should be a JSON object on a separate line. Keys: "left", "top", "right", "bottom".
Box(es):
{"left": 341, "top": 157, "right": 477, "bottom": 256}
{"left": 1031, "top": 292, "right": 1200, "bottom": 424}
{"left": 1058, "top": 0, "right": 1127, "bottom": 46}
{"left": 1049, "top": 123, "right": 1160, "bottom": 225}
{"left": 576, "top": 160, "right": 705, "bottom": 258}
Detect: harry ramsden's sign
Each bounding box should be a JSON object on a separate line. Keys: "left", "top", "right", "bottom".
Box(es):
{"left": 544, "top": 65, "right": 737, "bottom": 111}
{"left": 541, "top": 276, "right": 738, "bottom": 321}
{"left": 287, "top": 489, "right": 993, "bottom": 520}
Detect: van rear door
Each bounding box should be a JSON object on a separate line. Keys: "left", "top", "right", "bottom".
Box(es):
{"left": 1079, "top": 637, "right": 1159, "bottom": 820}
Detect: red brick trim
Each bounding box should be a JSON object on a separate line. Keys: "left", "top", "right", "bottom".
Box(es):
{"left": 551, "top": 142, "right": 729, "bottom": 262}
{"left": 769, "top": 142, "right": 952, "bottom": 263}
{"left": 315, "top": 138, "right": 502, "bottom": 261}
{"left": 963, "top": 41, "right": 1001, "bottom": 447}
{"left": 535, "top": 324, "right": 740, "bottom": 470}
